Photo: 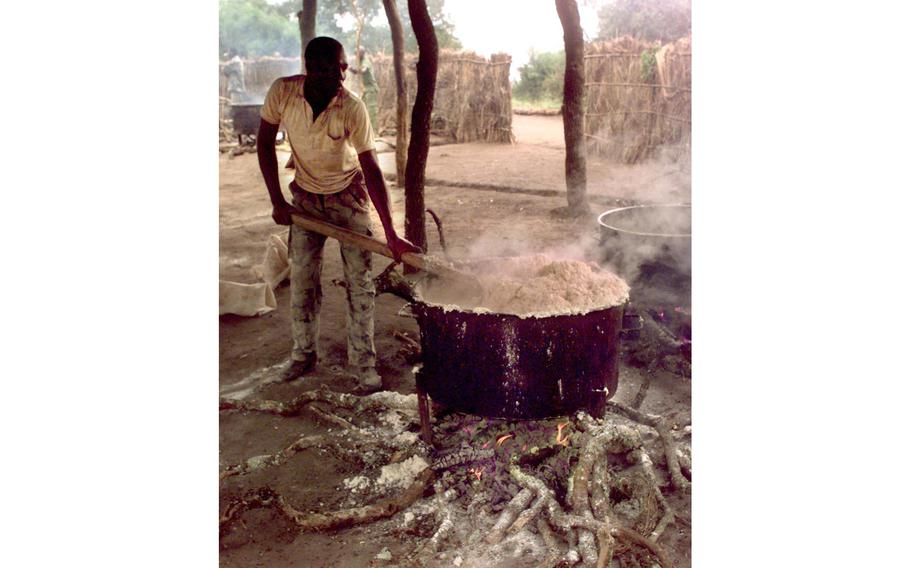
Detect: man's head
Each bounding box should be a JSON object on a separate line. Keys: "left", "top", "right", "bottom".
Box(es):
{"left": 304, "top": 37, "right": 348, "bottom": 95}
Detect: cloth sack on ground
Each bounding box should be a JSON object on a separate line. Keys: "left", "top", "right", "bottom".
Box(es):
{"left": 252, "top": 232, "right": 290, "bottom": 289}
{"left": 219, "top": 280, "right": 277, "bottom": 316}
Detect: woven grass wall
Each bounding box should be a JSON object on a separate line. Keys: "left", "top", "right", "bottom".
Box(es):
{"left": 584, "top": 36, "right": 691, "bottom": 163}
{"left": 373, "top": 50, "right": 513, "bottom": 143}
{"left": 219, "top": 52, "right": 512, "bottom": 144}
{"left": 219, "top": 56, "right": 302, "bottom": 102}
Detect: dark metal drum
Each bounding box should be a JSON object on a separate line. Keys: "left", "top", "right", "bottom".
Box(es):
{"left": 230, "top": 103, "right": 264, "bottom": 136}
{"left": 412, "top": 300, "right": 624, "bottom": 420}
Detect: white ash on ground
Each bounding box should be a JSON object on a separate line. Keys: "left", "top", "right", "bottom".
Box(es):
{"left": 220, "top": 388, "right": 689, "bottom": 568}
{"left": 343, "top": 475, "right": 370, "bottom": 493}
{"left": 376, "top": 456, "right": 431, "bottom": 489}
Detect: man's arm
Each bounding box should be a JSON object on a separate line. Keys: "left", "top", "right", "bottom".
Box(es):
{"left": 257, "top": 119, "right": 293, "bottom": 225}
{"left": 358, "top": 149, "right": 420, "bottom": 260}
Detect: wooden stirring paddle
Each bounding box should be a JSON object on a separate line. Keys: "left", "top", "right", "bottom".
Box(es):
{"left": 289, "top": 210, "right": 484, "bottom": 299}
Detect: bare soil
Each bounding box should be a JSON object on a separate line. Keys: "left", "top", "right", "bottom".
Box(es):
{"left": 219, "top": 114, "right": 691, "bottom": 567}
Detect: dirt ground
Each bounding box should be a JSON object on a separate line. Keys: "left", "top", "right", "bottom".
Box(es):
{"left": 219, "top": 114, "right": 691, "bottom": 567}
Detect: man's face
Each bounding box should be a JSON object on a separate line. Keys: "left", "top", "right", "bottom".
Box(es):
{"left": 306, "top": 48, "right": 348, "bottom": 93}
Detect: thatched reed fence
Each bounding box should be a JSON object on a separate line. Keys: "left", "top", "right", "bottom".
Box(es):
{"left": 372, "top": 50, "right": 513, "bottom": 143}
{"left": 219, "top": 51, "right": 513, "bottom": 144}
{"left": 219, "top": 56, "right": 300, "bottom": 137}
{"left": 219, "top": 56, "right": 301, "bottom": 103}
{"left": 584, "top": 36, "right": 691, "bottom": 163}
{"left": 218, "top": 39, "right": 691, "bottom": 162}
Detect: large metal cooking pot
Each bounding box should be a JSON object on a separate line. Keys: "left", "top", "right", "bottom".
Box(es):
{"left": 230, "top": 102, "right": 264, "bottom": 136}
{"left": 412, "top": 267, "right": 625, "bottom": 420}
{"left": 598, "top": 204, "right": 691, "bottom": 306}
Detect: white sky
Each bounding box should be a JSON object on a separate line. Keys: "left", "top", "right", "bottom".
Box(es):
{"left": 278, "top": 0, "right": 604, "bottom": 81}
{"left": 442, "top": 0, "right": 602, "bottom": 78}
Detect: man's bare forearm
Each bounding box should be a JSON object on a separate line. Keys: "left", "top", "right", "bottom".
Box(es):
{"left": 359, "top": 151, "right": 399, "bottom": 241}
{"left": 357, "top": 149, "right": 420, "bottom": 260}
{"left": 256, "top": 121, "right": 287, "bottom": 207}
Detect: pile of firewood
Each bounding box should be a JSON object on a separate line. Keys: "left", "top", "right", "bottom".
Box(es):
{"left": 219, "top": 384, "right": 690, "bottom": 567}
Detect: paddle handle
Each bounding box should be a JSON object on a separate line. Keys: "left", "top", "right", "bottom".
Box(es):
{"left": 289, "top": 211, "right": 432, "bottom": 274}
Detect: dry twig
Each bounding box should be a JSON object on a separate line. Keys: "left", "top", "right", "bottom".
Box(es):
{"left": 634, "top": 450, "right": 675, "bottom": 540}
{"left": 425, "top": 208, "right": 452, "bottom": 262}
{"left": 220, "top": 435, "right": 324, "bottom": 481}
{"left": 392, "top": 330, "right": 421, "bottom": 351}
{"left": 485, "top": 488, "right": 534, "bottom": 544}
{"left": 508, "top": 490, "right": 549, "bottom": 536}
{"left": 509, "top": 465, "right": 614, "bottom": 568}
{"left": 220, "top": 467, "right": 435, "bottom": 535}
{"left": 219, "top": 387, "right": 417, "bottom": 418}
{"left": 605, "top": 401, "right": 690, "bottom": 493}
{"left": 611, "top": 525, "right": 674, "bottom": 568}
{"left": 304, "top": 402, "right": 359, "bottom": 431}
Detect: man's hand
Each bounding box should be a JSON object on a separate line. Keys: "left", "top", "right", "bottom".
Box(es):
{"left": 387, "top": 234, "right": 421, "bottom": 262}
{"left": 272, "top": 201, "right": 295, "bottom": 226}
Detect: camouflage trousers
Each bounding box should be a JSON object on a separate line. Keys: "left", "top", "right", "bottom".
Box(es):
{"left": 288, "top": 177, "right": 376, "bottom": 368}
{"left": 362, "top": 87, "right": 379, "bottom": 132}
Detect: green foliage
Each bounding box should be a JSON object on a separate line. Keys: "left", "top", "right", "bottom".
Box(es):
{"left": 597, "top": 0, "right": 691, "bottom": 42}
{"left": 512, "top": 50, "right": 565, "bottom": 103}
{"left": 272, "top": 0, "right": 377, "bottom": 48}
{"left": 512, "top": 96, "right": 562, "bottom": 111}
{"left": 640, "top": 47, "right": 658, "bottom": 81}
{"left": 406, "top": 0, "right": 463, "bottom": 52}
{"left": 269, "top": 0, "right": 461, "bottom": 55}
{"left": 219, "top": 0, "right": 300, "bottom": 57}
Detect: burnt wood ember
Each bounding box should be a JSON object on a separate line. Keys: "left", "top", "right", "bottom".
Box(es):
{"left": 414, "top": 302, "right": 624, "bottom": 419}
{"left": 622, "top": 302, "right": 691, "bottom": 377}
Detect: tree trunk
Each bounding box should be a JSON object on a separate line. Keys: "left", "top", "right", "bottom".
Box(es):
{"left": 404, "top": 0, "right": 438, "bottom": 256}
{"left": 298, "top": 0, "right": 317, "bottom": 72}
{"left": 382, "top": 0, "right": 409, "bottom": 187}
{"left": 288, "top": 1, "right": 317, "bottom": 169}
{"left": 349, "top": 0, "right": 365, "bottom": 94}
{"left": 555, "top": 0, "right": 591, "bottom": 216}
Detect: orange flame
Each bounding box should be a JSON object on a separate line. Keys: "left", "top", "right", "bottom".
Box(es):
{"left": 555, "top": 422, "right": 571, "bottom": 446}
{"left": 496, "top": 434, "right": 514, "bottom": 447}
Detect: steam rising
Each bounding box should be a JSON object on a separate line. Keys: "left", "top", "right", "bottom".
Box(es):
{"left": 597, "top": 204, "right": 691, "bottom": 306}
{"left": 419, "top": 203, "right": 691, "bottom": 313}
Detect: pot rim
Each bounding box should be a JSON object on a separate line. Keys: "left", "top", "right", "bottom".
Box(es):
{"left": 598, "top": 203, "right": 691, "bottom": 239}
{"left": 411, "top": 296, "right": 628, "bottom": 320}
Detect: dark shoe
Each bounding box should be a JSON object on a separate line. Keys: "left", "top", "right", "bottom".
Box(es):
{"left": 279, "top": 355, "right": 317, "bottom": 382}
{"left": 350, "top": 366, "right": 383, "bottom": 395}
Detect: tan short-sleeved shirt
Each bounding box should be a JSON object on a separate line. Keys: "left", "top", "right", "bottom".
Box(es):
{"left": 260, "top": 75, "right": 375, "bottom": 195}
